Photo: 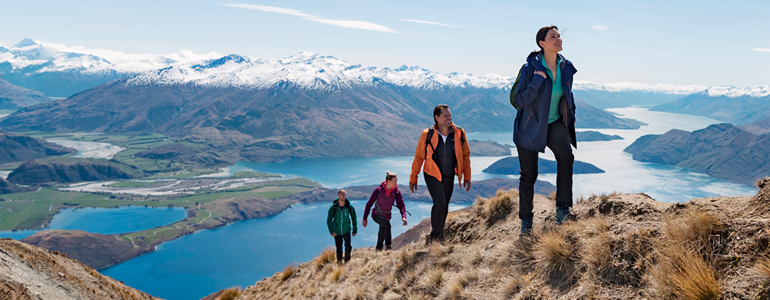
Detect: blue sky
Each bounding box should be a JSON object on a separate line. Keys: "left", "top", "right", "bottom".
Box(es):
{"left": 1, "top": 0, "right": 768, "bottom": 86}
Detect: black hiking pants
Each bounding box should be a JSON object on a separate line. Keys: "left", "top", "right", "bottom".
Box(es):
{"left": 334, "top": 233, "right": 351, "bottom": 262}
{"left": 425, "top": 173, "right": 454, "bottom": 241}
{"left": 372, "top": 214, "right": 392, "bottom": 250}
{"left": 518, "top": 119, "right": 574, "bottom": 220}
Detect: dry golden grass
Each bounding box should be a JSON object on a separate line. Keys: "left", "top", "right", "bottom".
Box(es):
{"left": 421, "top": 268, "right": 444, "bottom": 288}
{"left": 534, "top": 230, "right": 573, "bottom": 271}
{"left": 329, "top": 265, "right": 346, "bottom": 282}
{"left": 646, "top": 243, "right": 720, "bottom": 300}
{"left": 549, "top": 190, "right": 557, "bottom": 200}
{"left": 664, "top": 211, "right": 723, "bottom": 252}
{"left": 466, "top": 247, "right": 483, "bottom": 266}
{"left": 750, "top": 257, "right": 770, "bottom": 284}
{"left": 315, "top": 247, "right": 336, "bottom": 269}
{"left": 217, "top": 288, "right": 242, "bottom": 300}
{"left": 281, "top": 263, "right": 296, "bottom": 281}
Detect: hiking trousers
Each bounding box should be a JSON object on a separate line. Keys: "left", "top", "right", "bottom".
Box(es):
{"left": 371, "top": 214, "right": 392, "bottom": 250}
{"left": 425, "top": 173, "right": 454, "bottom": 241}
{"left": 518, "top": 119, "right": 574, "bottom": 220}
{"left": 334, "top": 233, "right": 351, "bottom": 262}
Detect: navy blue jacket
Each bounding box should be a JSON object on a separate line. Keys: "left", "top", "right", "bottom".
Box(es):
{"left": 513, "top": 52, "right": 578, "bottom": 152}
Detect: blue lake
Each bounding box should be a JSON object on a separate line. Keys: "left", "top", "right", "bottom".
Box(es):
{"left": 0, "top": 206, "right": 187, "bottom": 240}
{"left": 237, "top": 108, "right": 758, "bottom": 203}
{"left": 101, "top": 200, "right": 466, "bottom": 300}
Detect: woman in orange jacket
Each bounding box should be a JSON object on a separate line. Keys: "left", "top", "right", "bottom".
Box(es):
{"left": 409, "top": 104, "right": 471, "bottom": 242}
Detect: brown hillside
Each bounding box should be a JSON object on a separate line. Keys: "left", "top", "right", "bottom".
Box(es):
{"left": 234, "top": 178, "right": 770, "bottom": 299}
{"left": 0, "top": 238, "right": 158, "bottom": 300}
{"left": 21, "top": 230, "right": 153, "bottom": 270}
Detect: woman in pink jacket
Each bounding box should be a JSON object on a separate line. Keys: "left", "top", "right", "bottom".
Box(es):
{"left": 363, "top": 172, "right": 408, "bottom": 251}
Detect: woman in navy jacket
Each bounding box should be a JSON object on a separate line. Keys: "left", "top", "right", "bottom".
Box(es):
{"left": 514, "top": 25, "right": 578, "bottom": 234}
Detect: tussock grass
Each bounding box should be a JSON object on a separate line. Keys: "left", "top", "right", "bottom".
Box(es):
{"left": 466, "top": 247, "right": 483, "bottom": 266}
{"left": 445, "top": 270, "right": 478, "bottom": 299}
{"left": 329, "top": 265, "right": 346, "bottom": 282}
{"left": 664, "top": 211, "right": 723, "bottom": 253}
{"left": 421, "top": 268, "right": 444, "bottom": 288}
{"left": 281, "top": 263, "right": 297, "bottom": 281}
{"left": 750, "top": 257, "right": 770, "bottom": 284}
{"left": 315, "top": 247, "right": 336, "bottom": 269}
{"left": 531, "top": 223, "right": 588, "bottom": 288}
{"left": 549, "top": 191, "right": 557, "bottom": 201}
{"left": 217, "top": 288, "right": 242, "bottom": 300}
{"left": 646, "top": 244, "right": 720, "bottom": 300}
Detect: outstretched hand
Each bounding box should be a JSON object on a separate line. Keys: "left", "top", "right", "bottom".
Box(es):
{"left": 409, "top": 182, "right": 417, "bottom": 193}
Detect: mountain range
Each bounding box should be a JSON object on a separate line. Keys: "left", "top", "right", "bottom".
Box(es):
{"left": 0, "top": 50, "right": 642, "bottom": 163}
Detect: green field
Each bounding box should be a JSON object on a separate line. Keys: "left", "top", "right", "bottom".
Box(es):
{"left": 233, "top": 171, "right": 282, "bottom": 179}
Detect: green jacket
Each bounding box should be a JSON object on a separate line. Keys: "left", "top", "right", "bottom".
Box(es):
{"left": 327, "top": 198, "right": 357, "bottom": 236}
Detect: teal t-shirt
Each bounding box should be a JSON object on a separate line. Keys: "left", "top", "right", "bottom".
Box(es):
{"left": 541, "top": 54, "right": 564, "bottom": 124}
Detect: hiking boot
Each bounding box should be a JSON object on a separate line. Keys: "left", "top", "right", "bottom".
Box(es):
{"left": 556, "top": 206, "right": 573, "bottom": 225}
{"left": 520, "top": 218, "right": 533, "bottom": 235}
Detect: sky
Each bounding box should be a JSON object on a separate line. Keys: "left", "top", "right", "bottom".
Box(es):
{"left": 1, "top": 0, "right": 768, "bottom": 86}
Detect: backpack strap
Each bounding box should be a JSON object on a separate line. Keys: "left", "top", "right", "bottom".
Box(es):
{"left": 424, "top": 126, "right": 435, "bottom": 160}
{"left": 509, "top": 63, "right": 528, "bottom": 110}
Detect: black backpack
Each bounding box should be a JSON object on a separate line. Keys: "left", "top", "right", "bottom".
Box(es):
{"left": 509, "top": 63, "right": 528, "bottom": 110}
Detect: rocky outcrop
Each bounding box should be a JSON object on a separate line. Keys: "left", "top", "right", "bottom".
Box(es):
{"left": 6, "top": 158, "right": 140, "bottom": 185}
{"left": 0, "top": 237, "right": 158, "bottom": 299}
{"left": 624, "top": 123, "right": 770, "bottom": 186}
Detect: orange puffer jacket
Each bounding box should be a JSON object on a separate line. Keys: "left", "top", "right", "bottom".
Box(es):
{"left": 409, "top": 123, "right": 471, "bottom": 184}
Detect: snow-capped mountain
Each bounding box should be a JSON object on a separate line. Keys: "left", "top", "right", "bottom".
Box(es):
{"left": 126, "top": 51, "right": 514, "bottom": 90}
{"left": 0, "top": 38, "right": 220, "bottom": 74}
{"left": 0, "top": 39, "right": 221, "bottom": 97}
{"left": 3, "top": 39, "right": 768, "bottom": 99}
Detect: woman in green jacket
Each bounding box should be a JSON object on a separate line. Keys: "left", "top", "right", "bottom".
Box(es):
{"left": 327, "top": 189, "right": 357, "bottom": 263}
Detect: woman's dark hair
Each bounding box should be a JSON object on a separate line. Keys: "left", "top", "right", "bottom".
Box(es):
{"left": 536, "top": 25, "right": 559, "bottom": 51}
{"left": 433, "top": 104, "right": 449, "bottom": 125}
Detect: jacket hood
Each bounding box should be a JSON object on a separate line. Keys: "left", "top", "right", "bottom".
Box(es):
{"left": 379, "top": 181, "right": 400, "bottom": 193}
{"left": 526, "top": 51, "right": 576, "bottom": 74}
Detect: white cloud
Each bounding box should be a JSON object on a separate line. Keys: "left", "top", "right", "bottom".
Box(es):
{"left": 591, "top": 25, "right": 609, "bottom": 30}
{"left": 222, "top": 4, "right": 397, "bottom": 34}
{"left": 221, "top": 4, "right": 315, "bottom": 18}
{"left": 399, "top": 19, "right": 459, "bottom": 28}
{"left": 751, "top": 48, "right": 770, "bottom": 53}
{"left": 313, "top": 19, "right": 397, "bottom": 33}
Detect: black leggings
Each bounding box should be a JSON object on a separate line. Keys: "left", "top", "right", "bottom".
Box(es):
{"left": 518, "top": 119, "right": 574, "bottom": 220}
{"left": 425, "top": 173, "right": 454, "bottom": 241}
{"left": 372, "top": 214, "right": 392, "bottom": 250}
{"left": 334, "top": 232, "right": 351, "bottom": 262}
